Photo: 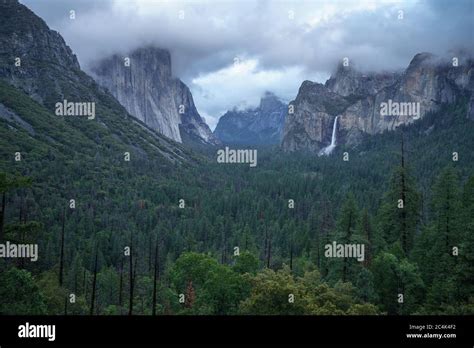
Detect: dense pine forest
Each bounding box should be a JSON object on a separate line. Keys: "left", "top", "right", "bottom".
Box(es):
{"left": 1, "top": 76, "right": 473, "bottom": 315}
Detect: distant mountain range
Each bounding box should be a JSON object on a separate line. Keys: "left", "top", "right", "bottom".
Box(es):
{"left": 1, "top": 0, "right": 472, "bottom": 157}
{"left": 213, "top": 92, "right": 287, "bottom": 145}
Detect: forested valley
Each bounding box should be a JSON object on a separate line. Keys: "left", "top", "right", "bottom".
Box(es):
{"left": 1, "top": 80, "right": 473, "bottom": 315}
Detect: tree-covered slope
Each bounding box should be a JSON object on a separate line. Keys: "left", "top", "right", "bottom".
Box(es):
{"left": 1, "top": 89, "right": 473, "bottom": 315}
{"left": 0, "top": 0, "right": 473, "bottom": 317}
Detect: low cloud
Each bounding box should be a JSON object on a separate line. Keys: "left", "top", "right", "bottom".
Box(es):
{"left": 191, "top": 59, "right": 327, "bottom": 129}
{"left": 21, "top": 0, "right": 474, "bottom": 127}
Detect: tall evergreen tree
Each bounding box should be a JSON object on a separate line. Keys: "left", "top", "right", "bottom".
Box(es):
{"left": 457, "top": 176, "right": 474, "bottom": 302}
{"left": 59, "top": 206, "right": 66, "bottom": 287}
{"left": 152, "top": 237, "right": 160, "bottom": 316}
{"left": 0, "top": 173, "right": 31, "bottom": 241}
{"left": 326, "top": 193, "right": 360, "bottom": 283}
{"left": 431, "top": 167, "right": 462, "bottom": 254}
{"left": 358, "top": 209, "right": 373, "bottom": 267}
{"left": 378, "top": 136, "right": 421, "bottom": 255}
{"left": 338, "top": 193, "right": 359, "bottom": 282}
{"left": 129, "top": 233, "right": 134, "bottom": 315}
{"left": 90, "top": 247, "right": 98, "bottom": 315}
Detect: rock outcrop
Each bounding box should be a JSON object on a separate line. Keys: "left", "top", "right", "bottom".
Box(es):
{"left": 282, "top": 53, "right": 474, "bottom": 153}
{"left": 90, "top": 47, "right": 219, "bottom": 146}
{"left": 0, "top": 0, "right": 193, "bottom": 164}
{"left": 214, "top": 92, "right": 287, "bottom": 145}
{"left": 0, "top": 0, "right": 95, "bottom": 107}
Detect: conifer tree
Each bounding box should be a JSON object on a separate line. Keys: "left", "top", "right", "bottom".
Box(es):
{"left": 90, "top": 247, "right": 98, "bottom": 315}
{"left": 457, "top": 176, "right": 474, "bottom": 302}
{"left": 378, "top": 135, "right": 421, "bottom": 255}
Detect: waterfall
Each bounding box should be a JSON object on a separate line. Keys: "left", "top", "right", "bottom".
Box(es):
{"left": 318, "top": 116, "right": 339, "bottom": 156}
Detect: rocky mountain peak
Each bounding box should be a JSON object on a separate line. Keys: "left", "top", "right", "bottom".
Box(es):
{"left": 0, "top": 0, "right": 84, "bottom": 105}
{"left": 407, "top": 52, "right": 436, "bottom": 69}
{"left": 214, "top": 92, "right": 287, "bottom": 145}
{"left": 329, "top": 62, "right": 358, "bottom": 80}
{"left": 297, "top": 81, "right": 349, "bottom": 114}
{"left": 325, "top": 62, "right": 401, "bottom": 97}
{"left": 259, "top": 91, "right": 283, "bottom": 112}
{"left": 0, "top": 0, "right": 79, "bottom": 70}
{"left": 90, "top": 46, "right": 172, "bottom": 83}
{"left": 90, "top": 46, "right": 219, "bottom": 146}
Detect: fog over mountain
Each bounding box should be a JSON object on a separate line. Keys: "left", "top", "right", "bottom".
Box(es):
{"left": 20, "top": 0, "right": 474, "bottom": 129}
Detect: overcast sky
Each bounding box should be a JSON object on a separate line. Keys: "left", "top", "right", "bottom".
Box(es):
{"left": 21, "top": 0, "right": 473, "bottom": 129}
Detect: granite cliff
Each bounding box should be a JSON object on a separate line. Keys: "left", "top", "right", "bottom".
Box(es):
{"left": 282, "top": 53, "right": 474, "bottom": 153}
{"left": 90, "top": 47, "right": 219, "bottom": 146}
{"left": 214, "top": 92, "right": 287, "bottom": 145}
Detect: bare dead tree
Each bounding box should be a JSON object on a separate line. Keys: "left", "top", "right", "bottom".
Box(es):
{"left": 128, "top": 232, "right": 134, "bottom": 315}
{"left": 118, "top": 258, "right": 124, "bottom": 307}
{"left": 59, "top": 206, "right": 66, "bottom": 286}
{"left": 152, "top": 237, "right": 161, "bottom": 316}
{"left": 90, "top": 247, "right": 98, "bottom": 315}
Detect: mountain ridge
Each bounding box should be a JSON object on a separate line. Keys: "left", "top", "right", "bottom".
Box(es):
{"left": 282, "top": 52, "right": 474, "bottom": 153}
{"left": 213, "top": 91, "right": 287, "bottom": 145}
{"left": 0, "top": 0, "right": 198, "bottom": 165}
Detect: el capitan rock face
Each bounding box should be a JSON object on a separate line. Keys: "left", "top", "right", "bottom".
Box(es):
{"left": 213, "top": 92, "right": 287, "bottom": 145}
{"left": 282, "top": 53, "right": 474, "bottom": 153}
{"left": 90, "top": 47, "right": 219, "bottom": 146}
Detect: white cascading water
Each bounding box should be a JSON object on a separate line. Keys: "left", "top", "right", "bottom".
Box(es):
{"left": 318, "top": 116, "right": 339, "bottom": 156}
